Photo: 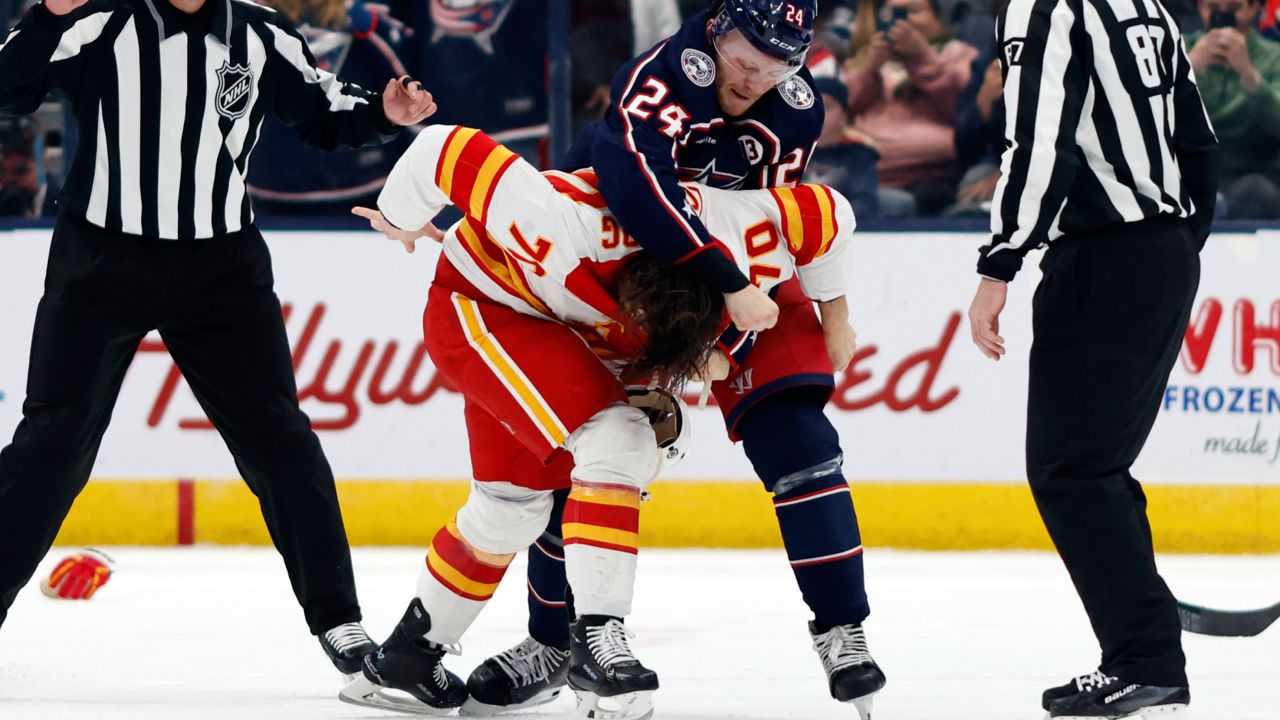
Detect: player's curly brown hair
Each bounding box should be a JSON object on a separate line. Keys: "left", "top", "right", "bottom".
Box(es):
{"left": 614, "top": 253, "right": 727, "bottom": 390}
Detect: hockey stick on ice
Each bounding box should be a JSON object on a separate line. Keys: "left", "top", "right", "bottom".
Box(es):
{"left": 1177, "top": 599, "right": 1280, "bottom": 637}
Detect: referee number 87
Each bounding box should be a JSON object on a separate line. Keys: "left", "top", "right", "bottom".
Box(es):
{"left": 1126, "top": 24, "right": 1169, "bottom": 89}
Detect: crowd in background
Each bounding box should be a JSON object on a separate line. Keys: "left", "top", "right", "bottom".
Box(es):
{"left": 3, "top": 0, "right": 1280, "bottom": 220}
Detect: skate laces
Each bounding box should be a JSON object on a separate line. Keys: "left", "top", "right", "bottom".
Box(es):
{"left": 812, "top": 624, "right": 874, "bottom": 672}
{"left": 323, "top": 622, "right": 372, "bottom": 654}
{"left": 1073, "top": 670, "right": 1118, "bottom": 692}
{"left": 585, "top": 619, "right": 638, "bottom": 669}
{"left": 493, "top": 637, "right": 568, "bottom": 686}
{"left": 426, "top": 641, "right": 462, "bottom": 689}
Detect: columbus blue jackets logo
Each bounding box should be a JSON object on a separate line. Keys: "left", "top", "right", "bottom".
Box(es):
{"left": 777, "top": 75, "right": 815, "bottom": 110}
{"left": 681, "top": 48, "right": 716, "bottom": 87}
{"left": 429, "top": 0, "right": 515, "bottom": 55}
{"left": 215, "top": 60, "right": 253, "bottom": 121}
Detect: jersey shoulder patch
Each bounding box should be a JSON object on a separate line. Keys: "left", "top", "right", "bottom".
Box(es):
{"left": 680, "top": 48, "right": 716, "bottom": 88}
{"left": 777, "top": 75, "right": 815, "bottom": 110}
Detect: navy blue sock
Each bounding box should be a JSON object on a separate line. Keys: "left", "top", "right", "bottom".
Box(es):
{"left": 526, "top": 488, "right": 570, "bottom": 650}
{"left": 772, "top": 475, "right": 869, "bottom": 628}
{"left": 737, "top": 389, "right": 870, "bottom": 629}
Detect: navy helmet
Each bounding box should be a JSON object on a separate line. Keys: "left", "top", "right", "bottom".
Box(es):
{"left": 710, "top": 0, "right": 817, "bottom": 69}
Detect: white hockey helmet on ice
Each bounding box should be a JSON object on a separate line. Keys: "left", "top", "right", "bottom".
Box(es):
{"left": 626, "top": 385, "right": 692, "bottom": 472}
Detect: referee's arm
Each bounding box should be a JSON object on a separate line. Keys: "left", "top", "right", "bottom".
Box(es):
{"left": 1170, "top": 37, "right": 1220, "bottom": 246}
{"left": 0, "top": 1, "right": 109, "bottom": 114}
{"left": 261, "top": 17, "right": 401, "bottom": 151}
{"left": 979, "top": 0, "right": 1088, "bottom": 282}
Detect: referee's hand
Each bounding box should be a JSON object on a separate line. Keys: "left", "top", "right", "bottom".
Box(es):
{"left": 382, "top": 76, "right": 437, "bottom": 127}
{"left": 968, "top": 278, "right": 1007, "bottom": 361}
{"left": 45, "top": 0, "right": 90, "bottom": 15}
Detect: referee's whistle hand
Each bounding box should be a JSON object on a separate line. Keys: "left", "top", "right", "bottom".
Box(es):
{"left": 383, "top": 77, "right": 437, "bottom": 127}
{"left": 968, "top": 278, "right": 1008, "bottom": 361}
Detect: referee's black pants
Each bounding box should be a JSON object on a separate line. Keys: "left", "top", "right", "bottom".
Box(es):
{"left": 0, "top": 213, "right": 360, "bottom": 635}
{"left": 1027, "top": 214, "right": 1198, "bottom": 688}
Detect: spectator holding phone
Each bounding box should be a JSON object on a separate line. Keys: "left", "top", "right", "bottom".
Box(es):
{"left": 843, "top": 0, "right": 978, "bottom": 216}
{"left": 1187, "top": 0, "right": 1280, "bottom": 218}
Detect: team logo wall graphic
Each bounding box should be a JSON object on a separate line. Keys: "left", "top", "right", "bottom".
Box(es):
{"left": 215, "top": 60, "right": 253, "bottom": 120}
{"left": 777, "top": 75, "right": 814, "bottom": 109}
{"left": 681, "top": 48, "right": 716, "bottom": 87}
{"left": 429, "top": 0, "right": 515, "bottom": 55}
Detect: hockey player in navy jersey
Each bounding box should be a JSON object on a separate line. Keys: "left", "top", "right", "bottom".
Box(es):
{"left": 464, "top": 2, "right": 887, "bottom": 718}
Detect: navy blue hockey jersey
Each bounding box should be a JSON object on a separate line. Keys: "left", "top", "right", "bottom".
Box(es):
{"left": 561, "top": 10, "right": 824, "bottom": 295}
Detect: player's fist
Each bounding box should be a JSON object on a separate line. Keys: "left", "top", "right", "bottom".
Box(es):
{"left": 724, "top": 284, "right": 779, "bottom": 333}
{"left": 44, "top": 0, "right": 90, "bottom": 16}
{"left": 39, "top": 548, "right": 115, "bottom": 600}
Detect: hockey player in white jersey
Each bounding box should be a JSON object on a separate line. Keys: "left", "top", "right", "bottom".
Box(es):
{"left": 345, "top": 124, "right": 857, "bottom": 719}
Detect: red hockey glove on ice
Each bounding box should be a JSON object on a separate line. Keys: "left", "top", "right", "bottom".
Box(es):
{"left": 39, "top": 548, "right": 115, "bottom": 600}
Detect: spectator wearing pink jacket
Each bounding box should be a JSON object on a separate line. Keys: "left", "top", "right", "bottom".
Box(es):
{"left": 844, "top": 0, "right": 979, "bottom": 216}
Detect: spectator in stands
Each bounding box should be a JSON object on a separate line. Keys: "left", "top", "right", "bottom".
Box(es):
{"left": 247, "top": 0, "right": 415, "bottom": 213}
{"left": 570, "top": 0, "right": 680, "bottom": 137}
{"left": 844, "top": 0, "right": 979, "bottom": 216}
{"left": 950, "top": 56, "right": 1003, "bottom": 216}
{"left": 806, "top": 77, "right": 881, "bottom": 219}
{"left": 1188, "top": 0, "right": 1280, "bottom": 218}
{"left": 0, "top": 117, "right": 45, "bottom": 218}
{"left": 392, "top": 0, "right": 548, "bottom": 163}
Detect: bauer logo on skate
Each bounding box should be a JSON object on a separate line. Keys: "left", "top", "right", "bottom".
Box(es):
{"left": 0, "top": 229, "right": 1277, "bottom": 486}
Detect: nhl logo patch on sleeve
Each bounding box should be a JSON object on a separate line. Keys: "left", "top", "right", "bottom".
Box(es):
{"left": 681, "top": 48, "right": 716, "bottom": 87}
{"left": 778, "top": 76, "right": 814, "bottom": 109}
{"left": 216, "top": 60, "right": 254, "bottom": 121}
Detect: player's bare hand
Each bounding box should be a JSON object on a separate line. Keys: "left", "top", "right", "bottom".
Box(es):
{"left": 968, "top": 277, "right": 1008, "bottom": 360}
{"left": 351, "top": 206, "right": 441, "bottom": 253}
{"left": 45, "top": 0, "right": 90, "bottom": 15}
{"left": 725, "top": 284, "right": 778, "bottom": 332}
{"left": 818, "top": 296, "right": 856, "bottom": 373}
{"left": 382, "top": 76, "right": 437, "bottom": 127}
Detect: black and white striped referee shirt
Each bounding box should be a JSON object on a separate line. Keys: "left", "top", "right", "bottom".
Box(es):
{"left": 0, "top": 0, "right": 399, "bottom": 240}
{"left": 978, "top": 0, "right": 1221, "bottom": 281}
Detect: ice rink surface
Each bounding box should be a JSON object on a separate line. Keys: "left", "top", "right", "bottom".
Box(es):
{"left": 0, "top": 548, "right": 1276, "bottom": 720}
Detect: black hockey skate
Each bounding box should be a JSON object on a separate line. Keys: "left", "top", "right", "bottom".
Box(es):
{"left": 338, "top": 599, "right": 468, "bottom": 715}
{"left": 1043, "top": 670, "right": 1189, "bottom": 719}
{"left": 809, "top": 622, "right": 886, "bottom": 720}
{"left": 566, "top": 615, "right": 659, "bottom": 720}
{"left": 319, "top": 621, "right": 378, "bottom": 679}
{"left": 460, "top": 636, "right": 570, "bottom": 716}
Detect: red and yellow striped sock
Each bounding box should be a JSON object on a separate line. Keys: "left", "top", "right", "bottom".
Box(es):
{"left": 417, "top": 519, "right": 511, "bottom": 645}
{"left": 562, "top": 483, "right": 641, "bottom": 618}
{"left": 562, "top": 482, "right": 640, "bottom": 554}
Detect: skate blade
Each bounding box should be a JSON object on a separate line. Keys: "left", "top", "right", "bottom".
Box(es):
{"left": 573, "top": 689, "right": 655, "bottom": 720}
{"left": 1044, "top": 703, "right": 1188, "bottom": 720}
{"left": 851, "top": 692, "right": 876, "bottom": 720}
{"left": 459, "top": 687, "right": 562, "bottom": 716}
{"left": 337, "top": 675, "right": 455, "bottom": 716}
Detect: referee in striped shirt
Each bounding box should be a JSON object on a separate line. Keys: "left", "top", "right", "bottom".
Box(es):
{"left": 966, "top": 0, "right": 1220, "bottom": 716}
{"left": 0, "top": 0, "right": 434, "bottom": 672}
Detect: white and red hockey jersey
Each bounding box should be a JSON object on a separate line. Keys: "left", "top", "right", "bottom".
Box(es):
{"left": 377, "top": 125, "right": 855, "bottom": 358}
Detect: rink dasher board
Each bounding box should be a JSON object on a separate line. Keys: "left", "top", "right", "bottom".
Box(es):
{"left": 0, "top": 230, "right": 1276, "bottom": 551}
